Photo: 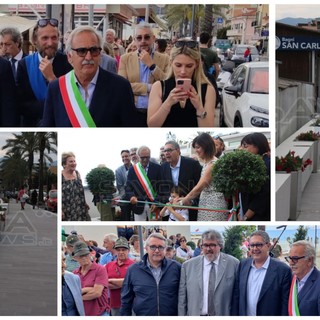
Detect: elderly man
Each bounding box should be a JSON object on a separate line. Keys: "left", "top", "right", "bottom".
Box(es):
{"left": 118, "top": 23, "right": 169, "bottom": 126}
{"left": 232, "top": 230, "right": 292, "bottom": 316}
{"left": 105, "top": 28, "right": 125, "bottom": 55}
{"left": 105, "top": 237, "right": 135, "bottom": 316}
{"left": 62, "top": 251, "right": 85, "bottom": 316}
{"left": 125, "top": 145, "right": 162, "bottom": 221}
{"left": 161, "top": 140, "right": 202, "bottom": 221}
{"left": 121, "top": 233, "right": 181, "bottom": 316}
{"left": 179, "top": 229, "right": 239, "bottom": 316}
{"left": 286, "top": 240, "right": 320, "bottom": 316}
{"left": 0, "top": 27, "right": 27, "bottom": 80}
{"left": 100, "top": 233, "right": 118, "bottom": 266}
{"left": 17, "top": 18, "right": 72, "bottom": 126}
{"left": 0, "top": 57, "right": 18, "bottom": 126}
{"left": 41, "top": 25, "right": 139, "bottom": 127}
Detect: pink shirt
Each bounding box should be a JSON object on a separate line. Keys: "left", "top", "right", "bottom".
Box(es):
{"left": 74, "top": 262, "right": 109, "bottom": 316}
{"left": 105, "top": 259, "right": 135, "bottom": 308}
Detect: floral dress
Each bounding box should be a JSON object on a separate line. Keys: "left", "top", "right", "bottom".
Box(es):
{"left": 197, "top": 159, "right": 228, "bottom": 221}
{"left": 62, "top": 170, "right": 87, "bottom": 221}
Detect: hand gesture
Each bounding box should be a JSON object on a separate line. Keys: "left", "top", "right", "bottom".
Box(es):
{"left": 39, "top": 56, "right": 56, "bottom": 82}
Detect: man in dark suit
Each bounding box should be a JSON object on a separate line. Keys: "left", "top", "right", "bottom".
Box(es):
{"left": 161, "top": 140, "right": 202, "bottom": 221}
{"left": 232, "top": 230, "right": 292, "bottom": 316}
{"left": 125, "top": 146, "right": 162, "bottom": 221}
{"left": 41, "top": 25, "right": 138, "bottom": 127}
{"left": 0, "top": 57, "right": 19, "bottom": 126}
{"left": 17, "top": 18, "right": 72, "bottom": 127}
{"left": 286, "top": 240, "right": 320, "bottom": 316}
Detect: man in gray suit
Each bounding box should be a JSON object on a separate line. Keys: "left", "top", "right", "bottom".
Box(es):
{"left": 178, "top": 229, "right": 239, "bottom": 316}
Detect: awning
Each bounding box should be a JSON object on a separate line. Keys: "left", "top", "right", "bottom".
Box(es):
{"left": 0, "top": 15, "right": 36, "bottom": 33}
{"left": 150, "top": 11, "right": 167, "bottom": 31}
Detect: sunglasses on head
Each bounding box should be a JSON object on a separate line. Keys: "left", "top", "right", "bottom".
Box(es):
{"left": 71, "top": 46, "right": 102, "bottom": 57}
{"left": 37, "top": 18, "right": 59, "bottom": 28}
{"left": 175, "top": 40, "right": 199, "bottom": 49}
{"left": 135, "top": 34, "right": 151, "bottom": 42}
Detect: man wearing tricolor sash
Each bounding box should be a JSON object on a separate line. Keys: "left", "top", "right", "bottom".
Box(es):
{"left": 41, "top": 26, "right": 139, "bottom": 127}
{"left": 286, "top": 240, "right": 320, "bottom": 316}
{"left": 125, "top": 146, "right": 162, "bottom": 221}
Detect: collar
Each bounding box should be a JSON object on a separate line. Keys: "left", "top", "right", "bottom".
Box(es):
{"left": 204, "top": 254, "right": 220, "bottom": 267}
{"left": 298, "top": 266, "right": 315, "bottom": 284}
{"left": 251, "top": 256, "right": 270, "bottom": 270}
{"left": 13, "top": 49, "right": 23, "bottom": 60}
{"left": 75, "top": 67, "right": 99, "bottom": 87}
{"left": 170, "top": 156, "right": 181, "bottom": 169}
{"left": 37, "top": 52, "right": 54, "bottom": 63}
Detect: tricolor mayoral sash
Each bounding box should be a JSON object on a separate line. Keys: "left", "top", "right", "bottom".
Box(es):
{"left": 133, "top": 163, "right": 157, "bottom": 202}
{"left": 59, "top": 70, "right": 96, "bottom": 127}
{"left": 288, "top": 275, "right": 300, "bottom": 316}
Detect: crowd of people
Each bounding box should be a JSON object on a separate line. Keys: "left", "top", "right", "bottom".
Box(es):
{"left": 62, "top": 229, "right": 320, "bottom": 316}
{"left": 62, "top": 132, "right": 271, "bottom": 222}
{"left": 0, "top": 20, "right": 221, "bottom": 127}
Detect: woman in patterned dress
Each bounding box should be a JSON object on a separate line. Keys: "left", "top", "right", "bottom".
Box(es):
{"left": 61, "top": 152, "right": 88, "bottom": 221}
{"left": 178, "top": 133, "right": 228, "bottom": 221}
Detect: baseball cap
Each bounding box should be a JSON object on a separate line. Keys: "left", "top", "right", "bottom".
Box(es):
{"left": 113, "top": 237, "right": 130, "bottom": 250}
{"left": 72, "top": 241, "right": 90, "bottom": 257}
{"left": 66, "top": 234, "right": 79, "bottom": 247}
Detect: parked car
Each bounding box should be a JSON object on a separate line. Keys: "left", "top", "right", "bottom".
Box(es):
{"left": 229, "top": 45, "right": 260, "bottom": 65}
{"left": 45, "top": 189, "right": 57, "bottom": 212}
{"left": 220, "top": 61, "right": 269, "bottom": 128}
{"left": 211, "top": 39, "right": 232, "bottom": 62}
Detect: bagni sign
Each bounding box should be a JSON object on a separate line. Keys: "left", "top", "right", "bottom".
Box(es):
{"left": 276, "top": 35, "right": 320, "bottom": 50}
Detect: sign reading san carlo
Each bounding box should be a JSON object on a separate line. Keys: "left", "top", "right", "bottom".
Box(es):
{"left": 276, "top": 35, "right": 320, "bottom": 50}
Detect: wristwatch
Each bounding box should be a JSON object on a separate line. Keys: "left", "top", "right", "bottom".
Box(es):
{"left": 196, "top": 110, "right": 207, "bottom": 119}
{"left": 149, "top": 64, "right": 156, "bottom": 71}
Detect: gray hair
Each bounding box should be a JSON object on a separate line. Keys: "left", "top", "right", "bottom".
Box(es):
{"left": 137, "top": 145, "right": 151, "bottom": 156}
{"left": 250, "top": 230, "right": 270, "bottom": 244}
{"left": 165, "top": 140, "right": 180, "bottom": 150}
{"left": 103, "top": 233, "right": 118, "bottom": 243}
{"left": 145, "top": 233, "right": 166, "bottom": 246}
{"left": 0, "top": 27, "right": 22, "bottom": 48}
{"left": 105, "top": 28, "right": 116, "bottom": 37}
{"left": 291, "top": 240, "right": 316, "bottom": 266}
{"left": 65, "top": 26, "right": 102, "bottom": 55}
{"left": 134, "top": 22, "right": 153, "bottom": 36}
{"left": 202, "top": 229, "right": 224, "bottom": 249}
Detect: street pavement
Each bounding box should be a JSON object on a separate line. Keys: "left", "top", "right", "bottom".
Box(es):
{"left": 0, "top": 199, "right": 57, "bottom": 316}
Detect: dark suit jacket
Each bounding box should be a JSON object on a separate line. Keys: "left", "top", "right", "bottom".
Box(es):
{"left": 231, "top": 257, "right": 292, "bottom": 316}
{"left": 161, "top": 156, "right": 202, "bottom": 221}
{"left": 41, "top": 67, "right": 140, "bottom": 127}
{"left": 298, "top": 267, "right": 320, "bottom": 316}
{"left": 17, "top": 51, "right": 72, "bottom": 127}
{"left": 125, "top": 161, "right": 162, "bottom": 215}
{"left": 0, "top": 57, "right": 19, "bottom": 126}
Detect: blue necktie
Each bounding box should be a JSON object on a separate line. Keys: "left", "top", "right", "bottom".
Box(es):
{"left": 11, "top": 58, "right": 16, "bottom": 80}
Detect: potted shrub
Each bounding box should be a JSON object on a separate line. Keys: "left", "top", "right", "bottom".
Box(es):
{"left": 295, "top": 130, "right": 319, "bottom": 141}
{"left": 212, "top": 150, "right": 268, "bottom": 218}
{"left": 86, "top": 166, "right": 116, "bottom": 221}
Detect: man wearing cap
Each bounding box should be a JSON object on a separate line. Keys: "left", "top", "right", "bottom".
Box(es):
{"left": 62, "top": 251, "right": 85, "bottom": 316}
{"left": 121, "top": 233, "right": 181, "bottom": 316}
{"left": 72, "top": 241, "right": 110, "bottom": 316}
{"left": 65, "top": 234, "right": 80, "bottom": 272}
{"left": 105, "top": 237, "right": 135, "bottom": 316}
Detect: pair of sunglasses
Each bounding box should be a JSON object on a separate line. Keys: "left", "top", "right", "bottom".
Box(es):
{"left": 71, "top": 47, "right": 102, "bottom": 57}
{"left": 135, "top": 34, "right": 151, "bottom": 42}
{"left": 37, "top": 18, "right": 59, "bottom": 28}
{"left": 174, "top": 40, "right": 199, "bottom": 49}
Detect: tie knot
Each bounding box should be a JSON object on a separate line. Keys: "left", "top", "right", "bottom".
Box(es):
{"left": 11, "top": 58, "right": 16, "bottom": 63}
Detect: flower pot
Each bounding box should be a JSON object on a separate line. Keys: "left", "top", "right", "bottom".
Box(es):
{"left": 97, "top": 197, "right": 115, "bottom": 221}
{"left": 289, "top": 170, "right": 302, "bottom": 220}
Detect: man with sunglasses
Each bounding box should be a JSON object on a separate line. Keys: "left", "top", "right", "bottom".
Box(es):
{"left": 178, "top": 229, "right": 239, "bottom": 316}
{"left": 286, "top": 240, "right": 320, "bottom": 315}
{"left": 118, "top": 23, "right": 169, "bottom": 126}
{"left": 42, "top": 26, "right": 138, "bottom": 127}
{"left": 17, "top": 18, "right": 72, "bottom": 126}
{"left": 121, "top": 233, "right": 181, "bottom": 316}
{"left": 125, "top": 145, "right": 162, "bottom": 221}
{"left": 232, "top": 230, "right": 292, "bottom": 316}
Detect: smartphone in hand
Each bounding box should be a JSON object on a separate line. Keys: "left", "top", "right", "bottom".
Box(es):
{"left": 176, "top": 78, "right": 191, "bottom": 93}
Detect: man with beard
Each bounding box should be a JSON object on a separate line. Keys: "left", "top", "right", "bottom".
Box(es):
{"left": 232, "top": 230, "right": 292, "bottom": 316}
{"left": 118, "top": 23, "right": 169, "bottom": 126}
{"left": 213, "top": 136, "right": 225, "bottom": 158}
{"left": 178, "top": 229, "right": 239, "bottom": 316}
{"left": 42, "top": 26, "right": 138, "bottom": 127}
{"left": 17, "top": 18, "right": 72, "bottom": 126}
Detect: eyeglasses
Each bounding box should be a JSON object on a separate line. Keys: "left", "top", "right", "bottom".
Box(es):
{"left": 248, "top": 242, "right": 266, "bottom": 249}
{"left": 130, "top": 153, "right": 136, "bottom": 156}
{"left": 148, "top": 245, "right": 165, "bottom": 252}
{"left": 37, "top": 18, "right": 59, "bottom": 28}
{"left": 175, "top": 40, "right": 199, "bottom": 49}
{"left": 71, "top": 46, "right": 102, "bottom": 57}
{"left": 164, "top": 148, "right": 176, "bottom": 153}
{"left": 140, "top": 156, "right": 150, "bottom": 160}
{"left": 285, "top": 256, "right": 306, "bottom": 263}
{"left": 201, "top": 243, "right": 218, "bottom": 249}
{"left": 135, "top": 34, "right": 151, "bottom": 42}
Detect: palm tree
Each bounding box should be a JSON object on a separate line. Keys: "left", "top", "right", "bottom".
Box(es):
{"left": 201, "top": 5, "right": 230, "bottom": 36}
